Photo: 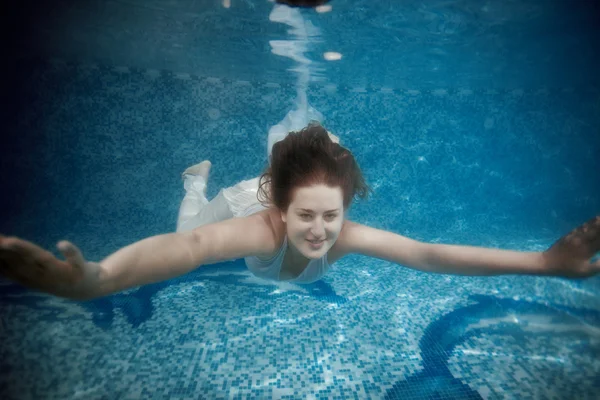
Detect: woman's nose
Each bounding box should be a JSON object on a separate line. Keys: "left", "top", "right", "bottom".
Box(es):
{"left": 310, "top": 219, "right": 326, "bottom": 237}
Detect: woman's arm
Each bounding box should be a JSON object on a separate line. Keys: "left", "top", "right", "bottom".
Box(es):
{"left": 338, "top": 216, "right": 600, "bottom": 278}
{"left": 0, "top": 212, "right": 277, "bottom": 300}
{"left": 101, "top": 213, "right": 278, "bottom": 295}
{"left": 96, "top": 231, "right": 207, "bottom": 298}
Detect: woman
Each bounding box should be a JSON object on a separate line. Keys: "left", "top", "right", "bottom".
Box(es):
{"left": 0, "top": 123, "right": 599, "bottom": 300}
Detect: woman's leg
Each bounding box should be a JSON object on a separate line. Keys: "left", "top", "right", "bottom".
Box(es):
{"left": 176, "top": 161, "right": 234, "bottom": 233}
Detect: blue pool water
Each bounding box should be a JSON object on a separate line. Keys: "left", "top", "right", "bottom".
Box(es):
{"left": 1, "top": 0, "right": 600, "bottom": 399}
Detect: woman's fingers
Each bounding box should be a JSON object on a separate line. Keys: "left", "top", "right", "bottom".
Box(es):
{"left": 57, "top": 241, "right": 85, "bottom": 269}
{"left": 0, "top": 257, "right": 19, "bottom": 281}
{"left": 0, "top": 236, "right": 92, "bottom": 297}
{"left": 0, "top": 245, "right": 29, "bottom": 275}
{"left": 0, "top": 237, "right": 45, "bottom": 264}
{"left": 554, "top": 216, "right": 600, "bottom": 258}
{"left": 586, "top": 216, "right": 600, "bottom": 253}
{"left": 574, "top": 216, "right": 600, "bottom": 257}
{"left": 0, "top": 237, "right": 72, "bottom": 285}
{"left": 588, "top": 257, "right": 600, "bottom": 277}
{"left": 56, "top": 241, "right": 87, "bottom": 284}
{"left": 0, "top": 251, "right": 43, "bottom": 289}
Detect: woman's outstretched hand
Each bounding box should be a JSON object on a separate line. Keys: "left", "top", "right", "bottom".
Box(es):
{"left": 0, "top": 235, "right": 103, "bottom": 299}
{"left": 543, "top": 216, "right": 600, "bottom": 278}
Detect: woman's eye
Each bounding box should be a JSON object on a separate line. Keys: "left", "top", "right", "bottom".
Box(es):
{"left": 299, "top": 214, "right": 337, "bottom": 220}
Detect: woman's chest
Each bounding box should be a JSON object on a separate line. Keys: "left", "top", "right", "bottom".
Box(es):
{"left": 280, "top": 251, "right": 311, "bottom": 280}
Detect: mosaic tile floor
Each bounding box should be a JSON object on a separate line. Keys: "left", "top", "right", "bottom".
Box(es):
{"left": 2, "top": 258, "right": 600, "bottom": 399}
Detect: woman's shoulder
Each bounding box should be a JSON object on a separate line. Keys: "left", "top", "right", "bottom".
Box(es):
{"left": 190, "top": 209, "right": 283, "bottom": 265}
{"left": 249, "top": 208, "right": 287, "bottom": 258}
{"left": 327, "top": 219, "right": 358, "bottom": 264}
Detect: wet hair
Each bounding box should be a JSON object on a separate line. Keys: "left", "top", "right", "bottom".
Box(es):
{"left": 275, "top": 0, "right": 330, "bottom": 8}
{"left": 258, "top": 122, "right": 371, "bottom": 212}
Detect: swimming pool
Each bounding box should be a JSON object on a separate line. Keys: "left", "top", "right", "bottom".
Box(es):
{"left": 1, "top": 0, "right": 599, "bottom": 398}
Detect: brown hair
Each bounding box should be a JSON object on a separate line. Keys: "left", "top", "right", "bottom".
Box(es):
{"left": 257, "top": 122, "right": 371, "bottom": 212}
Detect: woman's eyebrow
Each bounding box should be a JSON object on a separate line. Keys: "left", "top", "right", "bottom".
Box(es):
{"left": 297, "top": 208, "right": 340, "bottom": 213}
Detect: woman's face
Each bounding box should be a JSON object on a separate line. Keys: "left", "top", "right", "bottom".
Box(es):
{"left": 281, "top": 184, "right": 345, "bottom": 260}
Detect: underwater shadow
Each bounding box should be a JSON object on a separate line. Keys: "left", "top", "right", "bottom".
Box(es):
{"left": 384, "top": 294, "right": 600, "bottom": 399}
{"left": 0, "top": 260, "right": 347, "bottom": 330}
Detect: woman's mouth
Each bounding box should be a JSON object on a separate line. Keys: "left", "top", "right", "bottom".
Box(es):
{"left": 307, "top": 239, "right": 325, "bottom": 249}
